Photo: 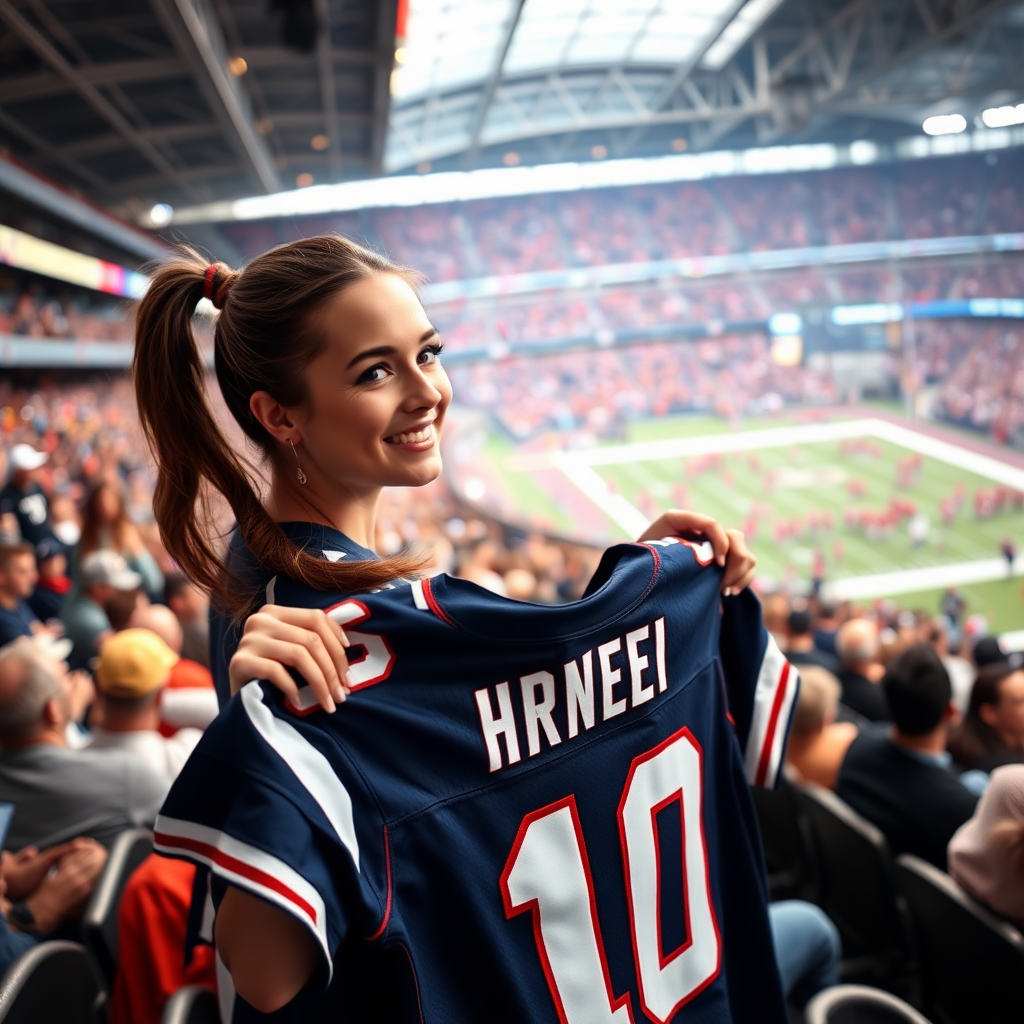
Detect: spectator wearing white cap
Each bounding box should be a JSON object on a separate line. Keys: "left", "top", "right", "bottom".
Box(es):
{"left": 0, "top": 446, "right": 55, "bottom": 547}
{"left": 86, "top": 629, "right": 202, "bottom": 785}
{"left": 61, "top": 551, "right": 141, "bottom": 672}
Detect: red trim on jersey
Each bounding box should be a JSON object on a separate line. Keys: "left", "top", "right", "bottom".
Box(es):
{"left": 154, "top": 830, "right": 318, "bottom": 924}
{"left": 499, "top": 795, "right": 633, "bottom": 1024}
{"left": 367, "top": 826, "right": 393, "bottom": 941}
{"left": 420, "top": 578, "right": 457, "bottom": 628}
{"left": 754, "top": 661, "right": 792, "bottom": 788}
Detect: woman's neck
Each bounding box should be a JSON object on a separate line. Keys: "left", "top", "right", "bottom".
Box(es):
{"left": 266, "top": 470, "right": 380, "bottom": 552}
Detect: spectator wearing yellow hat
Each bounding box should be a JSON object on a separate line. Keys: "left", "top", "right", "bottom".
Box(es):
{"left": 87, "top": 629, "right": 202, "bottom": 785}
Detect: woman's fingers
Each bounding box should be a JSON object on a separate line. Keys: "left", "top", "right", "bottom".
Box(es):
{"left": 249, "top": 605, "right": 350, "bottom": 649}
{"left": 234, "top": 630, "right": 344, "bottom": 713}
{"left": 721, "top": 529, "right": 757, "bottom": 595}
{"left": 638, "top": 510, "right": 729, "bottom": 567}
{"left": 246, "top": 616, "right": 345, "bottom": 695}
{"left": 234, "top": 643, "right": 338, "bottom": 714}
{"left": 243, "top": 610, "right": 351, "bottom": 702}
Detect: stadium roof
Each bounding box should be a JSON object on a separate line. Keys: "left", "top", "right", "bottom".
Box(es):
{"left": 0, "top": 0, "right": 1022, "bottom": 228}
{"left": 388, "top": 0, "right": 1024, "bottom": 173}
{"left": 0, "top": 0, "right": 396, "bottom": 211}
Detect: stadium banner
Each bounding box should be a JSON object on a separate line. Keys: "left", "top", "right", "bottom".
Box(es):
{"left": 0, "top": 224, "right": 148, "bottom": 299}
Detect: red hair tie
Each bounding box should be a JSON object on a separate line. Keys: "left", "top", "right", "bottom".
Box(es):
{"left": 202, "top": 264, "right": 219, "bottom": 302}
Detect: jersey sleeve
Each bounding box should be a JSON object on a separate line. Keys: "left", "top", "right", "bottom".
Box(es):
{"left": 154, "top": 682, "right": 386, "bottom": 988}
{"left": 718, "top": 590, "right": 800, "bottom": 789}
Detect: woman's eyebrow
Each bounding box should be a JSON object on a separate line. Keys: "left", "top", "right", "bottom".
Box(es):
{"left": 345, "top": 329, "right": 439, "bottom": 370}
{"left": 346, "top": 345, "right": 395, "bottom": 369}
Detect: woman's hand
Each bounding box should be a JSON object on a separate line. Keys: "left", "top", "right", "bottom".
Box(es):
{"left": 230, "top": 605, "right": 352, "bottom": 713}
{"left": 637, "top": 509, "right": 757, "bottom": 597}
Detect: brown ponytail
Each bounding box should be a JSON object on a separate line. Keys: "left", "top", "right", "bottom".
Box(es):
{"left": 132, "top": 236, "right": 431, "bottom": 617}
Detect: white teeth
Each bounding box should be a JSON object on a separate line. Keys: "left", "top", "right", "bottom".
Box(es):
{"left": 386, "top": 426, "right": 433, "bottom": 445}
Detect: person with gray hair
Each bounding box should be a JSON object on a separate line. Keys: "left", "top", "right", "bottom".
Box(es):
{"left": 836, "top": 617, "right": 890, "bottom": 722}
{"left": 0, "top": 641, "right": 166, "bottom": 851}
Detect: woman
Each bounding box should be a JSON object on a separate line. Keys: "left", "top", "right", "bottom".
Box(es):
{"left": 133, "top": 237, "right": 757, "bottom": 1014}
{"left": 948, "top": 764, "right": 1024, "bottom": 928}
{"left": 78, "top": 481, "right": 164, "bottom": 601}
{"left": 948, "top": 662, "right": 1024, "bottom": 772}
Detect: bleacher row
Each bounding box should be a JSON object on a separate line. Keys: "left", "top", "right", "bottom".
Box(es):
{"left": 754, "top": 770, "right": 1024, "bottom": 1024}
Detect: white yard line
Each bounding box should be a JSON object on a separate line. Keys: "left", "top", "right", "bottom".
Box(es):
{"left": 825, "top": 557, "right": 1023, "bottom": 601}
{"left": 549, "top": 454, "right": 651, "bottom": 536}
{"left": 543, "top": 419, "right": 1024, "bottom": 591}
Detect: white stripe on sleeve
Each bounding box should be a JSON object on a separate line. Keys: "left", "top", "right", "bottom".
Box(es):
{"left": 240, "top": 682, "right": 361, "bottom": 870}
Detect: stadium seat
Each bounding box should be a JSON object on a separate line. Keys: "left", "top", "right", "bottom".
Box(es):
{"left": 161, "top": 985, "right": 219, "bottom": 1024}
{"left": 896, "top": 854, "right": 1024, "bottom": 1024}
{"left": 0, "top": 941, "right": 101, "bottom": 1024}
{"left": 805, "top": 984, "right": 934, "bottom": 1024}
{"left": 82, "top": 828, "right": 153, "bottom": 989}
{"left": 794, "top": 782, "right": 913, "bottom": 984}
{"left": 750, "top": 768, "right": 817, "bottom": 901}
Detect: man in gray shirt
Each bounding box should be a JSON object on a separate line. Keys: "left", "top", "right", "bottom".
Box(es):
{"left": 0, "top": 641, "right": 167, "bottom": 850}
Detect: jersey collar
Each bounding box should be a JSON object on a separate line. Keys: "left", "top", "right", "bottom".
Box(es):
{"left": 419, "top": 543, "right": 661, "bottom": 644}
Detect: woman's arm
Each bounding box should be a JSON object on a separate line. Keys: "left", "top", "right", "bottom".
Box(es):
{"left": 215, "top": 886, "right": 320, "bottom": 1013}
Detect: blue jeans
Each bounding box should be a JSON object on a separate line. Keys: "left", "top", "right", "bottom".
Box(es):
{"left": 769, "top": 900, "right": 841, "bottom": 1007}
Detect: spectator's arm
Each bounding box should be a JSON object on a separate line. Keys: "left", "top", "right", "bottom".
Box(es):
{"left": 21, "top": 841, "right": 107, "bottom": 934}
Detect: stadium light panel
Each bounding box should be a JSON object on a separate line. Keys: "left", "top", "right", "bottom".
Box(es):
{"left": 702, "top": 0, "right": 786, "bottom": 70}
{"left": 170, "top": 125, "right": 1024, "bottom": 226}
{"left": 982, "top": 104, "right": 1024, "bottom": 128}
{"left": 922, "top": 114, "right": 967, "bottom": 136}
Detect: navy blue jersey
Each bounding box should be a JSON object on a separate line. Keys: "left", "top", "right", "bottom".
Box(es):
{"left": 158, "top": 536, "right": 798, "bottom": 1024}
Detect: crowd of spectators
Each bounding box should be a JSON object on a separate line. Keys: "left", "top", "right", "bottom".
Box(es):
{"left": 935, "top": 324, "right": 1024, "bottom": 442}
{"left": 447, "top": 333, "right": 837, "bottom": 439}
{"left": 215, "top": 150, "right": 1024, "bottom": 281}
{"left": 0, "top": 271, "right": 130, "bottom": 342}
{"left": 773, "top": 589, "right": 1024, "bottom": 918}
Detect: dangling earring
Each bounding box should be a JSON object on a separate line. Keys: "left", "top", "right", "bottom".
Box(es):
{"left": 289, "top": 439, "right": 307, "bottom": 485}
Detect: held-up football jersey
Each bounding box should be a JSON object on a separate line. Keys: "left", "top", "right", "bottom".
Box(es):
{"left": 156, "top": 537, "right": 799, "bottom": 1024}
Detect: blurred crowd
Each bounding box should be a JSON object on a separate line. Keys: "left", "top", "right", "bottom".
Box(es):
{"left": 447, "top": 333, "right": 837, "bottom": 439}
{"left": 0, "top": 271, "right": 131, "bottom": 342}
{"left": 217, "top": 150, "right": 1024, "bottom": 281}
{"left": 767, "top": 590, "right": 1024, "bottom": 928}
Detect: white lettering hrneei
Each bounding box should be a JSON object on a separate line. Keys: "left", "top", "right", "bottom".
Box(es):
{"left": 475, "top": 616, "right": 668, "bottom": 773}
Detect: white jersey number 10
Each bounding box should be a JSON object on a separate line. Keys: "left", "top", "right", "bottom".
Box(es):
{"left": 499, "top": 727, "right": 720, "bottom": 1024}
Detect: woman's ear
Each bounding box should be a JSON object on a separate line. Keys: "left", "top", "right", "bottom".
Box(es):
{"left": 249, "top": 392, "right": 300, "bottom": 445}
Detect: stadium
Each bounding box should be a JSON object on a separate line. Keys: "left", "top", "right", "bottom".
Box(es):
{"left": 0, "top": 0, "right": 1023, "bottom": 1021}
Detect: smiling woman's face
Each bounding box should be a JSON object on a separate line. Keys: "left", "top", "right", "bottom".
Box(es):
{"left": 291, "top": 272, "right": 452, "bottom": 496}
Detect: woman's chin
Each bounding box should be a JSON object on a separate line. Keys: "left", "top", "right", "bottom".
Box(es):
{"left": 385, "top": 457, "right": 443, "bottom": 488}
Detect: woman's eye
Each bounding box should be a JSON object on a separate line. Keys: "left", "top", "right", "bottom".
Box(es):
{"left": 358, "top": 365, "right": 389, "bottom": 384}
{"left": 419, "top": 344, "right": 444, "bottom": 365}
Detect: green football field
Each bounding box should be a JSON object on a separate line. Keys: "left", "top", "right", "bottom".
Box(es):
{"left": 482, "top": 411, "right": 1024, "bottom": 632}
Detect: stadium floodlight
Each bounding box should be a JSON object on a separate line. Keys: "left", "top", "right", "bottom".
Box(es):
{"left": 922, "top": 114, "right": 967, "bottom": 136}
{"left": 149, "top": 203, "right": 173, "bottom": 227}
{"left": 982, "top": 104, "right": 1024, "bottom": 128}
